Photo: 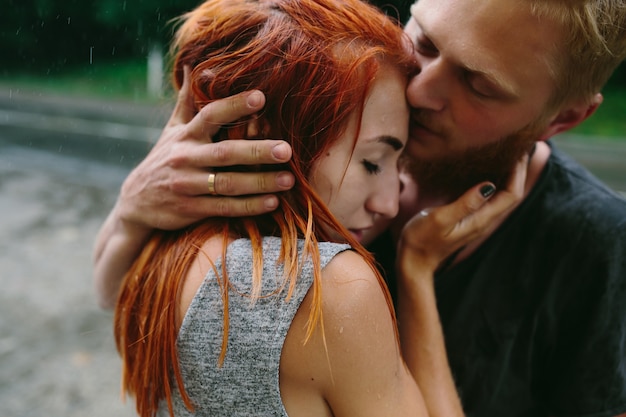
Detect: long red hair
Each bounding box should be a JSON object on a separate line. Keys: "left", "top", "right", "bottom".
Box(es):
{"left": 114, "top": 0, "right": 416, "bottom": 416}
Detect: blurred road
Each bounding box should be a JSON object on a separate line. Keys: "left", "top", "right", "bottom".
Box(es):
{"left": 0, "top": 88, "right": 171, "bottom": 417}
{"left": 552, "top": 134, "right": 626, "bottom": 195}
{"left": 0, "top": 87, "right": 624, "bottom": 417}
{"left": 0, "top": 142, "right": 136, "bottom": 417}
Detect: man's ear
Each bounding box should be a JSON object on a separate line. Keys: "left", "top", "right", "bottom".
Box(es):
{"left": 537, "top": 93, "right": 603, "bottom": 141}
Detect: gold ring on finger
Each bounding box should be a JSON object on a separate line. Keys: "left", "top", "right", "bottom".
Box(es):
{"left": 207, "top": 172, "right": 218, "bottom": 196}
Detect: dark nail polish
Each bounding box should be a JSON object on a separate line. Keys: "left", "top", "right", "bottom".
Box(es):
{"left": 480, "top": 184, "right": 496, "bottom": 198}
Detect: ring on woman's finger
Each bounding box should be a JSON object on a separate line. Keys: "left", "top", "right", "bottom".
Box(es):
{"left": 207, "top": 172, "right": 219, "bottom": 196}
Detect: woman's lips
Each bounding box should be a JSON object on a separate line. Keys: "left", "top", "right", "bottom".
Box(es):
{"left": 348, "top": 228, "right": 366, "bottom": 242}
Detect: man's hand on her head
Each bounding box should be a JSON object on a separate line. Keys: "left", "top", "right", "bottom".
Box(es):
{"left": 118, "top": 66, "right": 295, "bottom": 231}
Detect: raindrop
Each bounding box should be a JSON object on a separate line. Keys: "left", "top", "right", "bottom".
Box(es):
{"left": 68, "top": 17, "right": 71, "bottom": 25}
{"left": 89, "top": 47, "right": 94, "bottom": 64}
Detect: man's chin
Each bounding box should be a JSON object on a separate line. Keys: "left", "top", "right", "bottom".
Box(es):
{"left": 404, "top": 133, "right": 537, "bottom": 201}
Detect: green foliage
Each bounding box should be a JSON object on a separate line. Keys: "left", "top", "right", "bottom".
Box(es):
{"left": 1, "top": 0, "right": 199, "bottom": 75}
{"left": 0, "top": 59, "right": 174, "bottom": 103}
{"left": 571, "top": 86, "right": 626, "bottom": 139}
{"left": 609, "top": 61, "right": 626, "bottom": 88}
{"left": 368, "top": 0, "right": 413, "bottom": 23}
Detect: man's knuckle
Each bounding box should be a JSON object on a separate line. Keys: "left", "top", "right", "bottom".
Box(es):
{"left": 251, "top": 142, "right": 264, "bottom": 160}
{"left": 244, "top": 200, "right": 259, "bottom": 216}
{"left": 229, "top": 96, "right": 242, "bottom": 114}
{"left": 218, "top": 174, "right": 234, "bottom": 194}
{"left": 168, "top": 174, "right": 188, "bottom": 194}
{"left": 167, "top": 145, "right": 190, "bottom": 169}
{"left": 229, "top": 98, "right": 237, "bottom": 114}
{"left": 257, "top": 175, "right": 268, "bottom": 192}
{"left": 215, "top": 199, "right": 231, "bottom": 217}
{"left": 171, "top": 199, "right": 195, "bottom": 219}
{"left": 212, "top": 142, "right": 231, "bottom": 164}
{"left": 198, "top": 103, "right": 213, "bottom": 120}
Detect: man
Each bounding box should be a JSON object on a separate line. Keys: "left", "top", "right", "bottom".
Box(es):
{"left": 94, "top": 0, "right": 626, "bottom": 415}
{"left": 372, "top": 2, "right": 626, "bottom": 416}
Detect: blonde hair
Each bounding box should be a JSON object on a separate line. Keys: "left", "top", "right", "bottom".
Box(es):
{"left": 529, "top": 0, "right": 626, "bottom": 108}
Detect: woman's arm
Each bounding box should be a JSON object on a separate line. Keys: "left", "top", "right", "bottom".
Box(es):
{"left": 396, "top": 159, "right": 527, "bottom": 416}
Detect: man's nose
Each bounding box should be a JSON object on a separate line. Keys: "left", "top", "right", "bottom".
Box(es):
{"left": 406, "top": 57, "right": 448, "bottom": 112}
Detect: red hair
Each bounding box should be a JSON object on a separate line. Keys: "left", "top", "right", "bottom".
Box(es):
{"left": 114, "top": 0, "right": 416, "bottom": 415}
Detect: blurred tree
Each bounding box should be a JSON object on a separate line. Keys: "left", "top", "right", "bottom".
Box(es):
{"left": 0, "top": 0, "right": 199, "bottom": 75}
{"left": 1, "top": 0, "right": 624, "bottom": 89}
{"left": 370, "top": 0, "right": 413, "bottom": 24}
{"left": 1, "top": 0, "right": 106, "bottom": 73}
{"left": 93, "top": 0, "right": 199, "bottom": 57}
{"left": 608, "top": 62, "right": 626, "bottom": 88}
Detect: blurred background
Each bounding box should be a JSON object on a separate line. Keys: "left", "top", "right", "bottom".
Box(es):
{"left": 0, "top": 1, "right": 624, "bottom": 416}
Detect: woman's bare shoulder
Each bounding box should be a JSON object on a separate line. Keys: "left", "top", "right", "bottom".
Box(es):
{"left": 321, "top": 249, "right": 388, "bottom": 311}
{"left": 281, "top": 249, "right": 426, "bottom": 416}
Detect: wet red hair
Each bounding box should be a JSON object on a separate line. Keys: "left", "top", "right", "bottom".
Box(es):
{"left": 114, "top": 0, "right": 415, "bottom": 415}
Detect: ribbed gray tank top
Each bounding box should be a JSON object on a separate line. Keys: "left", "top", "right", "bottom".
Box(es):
{"left": 158, "top": 236, "right": 350, "bottom": 416}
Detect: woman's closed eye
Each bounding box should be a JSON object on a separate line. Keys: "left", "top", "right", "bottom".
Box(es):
{"left": 362, "top": 159, "right": 381, "bottom": 175}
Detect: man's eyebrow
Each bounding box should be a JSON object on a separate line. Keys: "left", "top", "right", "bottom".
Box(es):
{"left": 464, "top": 65, "right": 520, "bottom": 99}
{"left": 376, "top": 135, "right": 404, "bottom": 151}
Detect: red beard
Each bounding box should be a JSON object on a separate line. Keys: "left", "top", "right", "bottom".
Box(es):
{"left": 404, "top": 124, "right": 538, "bottom": 202}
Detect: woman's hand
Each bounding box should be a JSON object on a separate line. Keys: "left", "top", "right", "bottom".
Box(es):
{"left": 397, "top": 155, "right": 528, "bottom": 277}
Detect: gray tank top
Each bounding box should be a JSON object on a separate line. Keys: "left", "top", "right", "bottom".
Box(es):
{"left": 158, "top": 236, "right": 350, "bottom": 416}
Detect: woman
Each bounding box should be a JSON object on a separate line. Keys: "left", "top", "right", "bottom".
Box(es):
{"left": 112, "top": 0, "right": 491, "bottom": 415}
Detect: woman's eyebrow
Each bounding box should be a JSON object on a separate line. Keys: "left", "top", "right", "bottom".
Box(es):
{"left": 376, "top": 135, "right": 405, "bottom": 151}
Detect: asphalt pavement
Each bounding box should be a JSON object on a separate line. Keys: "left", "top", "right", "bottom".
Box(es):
{"left": 0, "top": 87, "right": 169, "bottom": 417}
{"left": 0, "top": 85, "right": 624, "bottom": 417}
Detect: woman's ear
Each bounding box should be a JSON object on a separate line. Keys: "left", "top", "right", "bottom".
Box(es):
{"left": 537, "top": 93, "right": 603, "bottom": 141}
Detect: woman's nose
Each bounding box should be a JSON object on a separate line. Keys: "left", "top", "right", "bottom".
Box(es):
{"left": 366, "top": 177, "right": 400, "bottom": 219}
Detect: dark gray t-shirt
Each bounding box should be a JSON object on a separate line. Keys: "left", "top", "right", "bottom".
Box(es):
{"left": 159, "top": 237, "right": 349, "bottom": 417}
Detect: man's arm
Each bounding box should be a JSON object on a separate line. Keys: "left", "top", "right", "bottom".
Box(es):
{"left": 93, "top": 69, "right": 295, "bottom": 308}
